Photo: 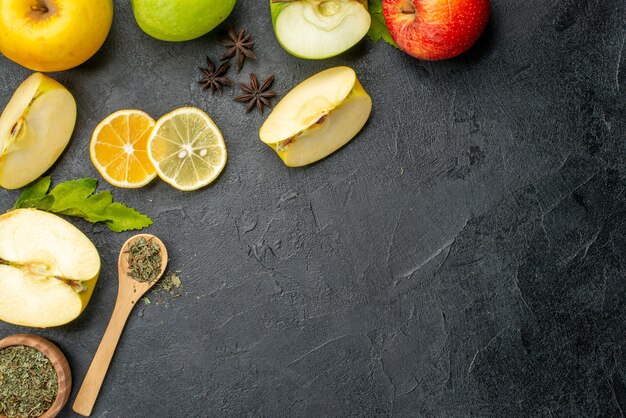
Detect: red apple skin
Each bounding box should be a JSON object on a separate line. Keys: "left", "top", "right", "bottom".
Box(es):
{"left": 383, "top": 0, "right": 490, "bottom": 60}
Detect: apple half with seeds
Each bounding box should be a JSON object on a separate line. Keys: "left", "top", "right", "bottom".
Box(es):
{"left": 0, "top": 73, "right": 77, "bottom": 190}
{"left": 260, "top": 66, "right": 372, "bottom": 167}
{"left": 0, "top": 209, "right": 100, "bottom": 328}
{"left": 270, "top": 0, "right": 371, "bottom": 59}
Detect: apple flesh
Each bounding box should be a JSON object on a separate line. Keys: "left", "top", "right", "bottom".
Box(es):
{"left": 383, "top": 0, "right": 490, "bottom": 60}
{"left": 0, "top": 0, "right": 113, "bottom": 72}
{"left": 271, "top": 0, "right": 371, "bottom": 59}
{"left": 260, "top": 66, "right": 372, "bottom": 167}
{"left": 0, "top": 73, "right": 77, "bottom": 190}
{"left": 131, "top": 0, "right": 236, "bottom": 42}
{"left": 0, "top": 209, "right": 100, "bottom": 328}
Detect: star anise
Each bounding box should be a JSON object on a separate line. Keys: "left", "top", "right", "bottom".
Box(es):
{"left": 198, "top": 57, "right": 233, "bottom": 95}
{"left": 221, "top": 28, "right": 257, "bottom": 72}
{"left": 235, "top": 73, "right": 277, "bottom": 114}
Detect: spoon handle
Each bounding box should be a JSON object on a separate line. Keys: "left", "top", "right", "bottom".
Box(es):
{"left": 73, "top": 297, "right": 134, "bottom": 416}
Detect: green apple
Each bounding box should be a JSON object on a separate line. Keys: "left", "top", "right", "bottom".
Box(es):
{"left": 0, "top": 73, "right": 77, "bottom": 190}
{"left": 260, "top": 66, "right": 372, "bottom": 167}
{"left": 131, "top": 0, "right": 236, "bottom": 42}
{"left": 0, "top": 209, "right": 100, "bottom": 328}
{"left": 270, "top": 0, "right": 371, "bottom": 59}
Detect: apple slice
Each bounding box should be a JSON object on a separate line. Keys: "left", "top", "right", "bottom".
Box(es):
{"left": 260, "top": 66, "right": 372, "bottom": 167}
{"left": 0, "top": 73, "right": 77, "bottom": 190}
{"left": 271, "top": 0, "right": 371, "bottom": 59}
{"left": 0, "top": 209, "right": 100, "bottom": 328}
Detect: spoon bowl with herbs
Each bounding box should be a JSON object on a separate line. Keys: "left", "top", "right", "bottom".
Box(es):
{"left": 73, "top": 234, "right": 168, "bottom": 417}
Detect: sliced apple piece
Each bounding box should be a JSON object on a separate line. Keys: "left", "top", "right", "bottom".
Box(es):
{"left": 0, "top": 209, "right": 100, "bottom": 328}
{"left": 260, "top": 66, "right": 372, "bottom": 167}
{"left": 271, "top": 0, "right": 371, "bottom": 59}
{"left": 0, "top": 73, "right": 77, "bottom": 190}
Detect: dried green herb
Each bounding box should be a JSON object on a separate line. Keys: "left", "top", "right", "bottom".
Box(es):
{"left": 140, "top": 273, "right": 184, "bottom": 309}
{"left": 157, "top": 273, "right": 183, "bottom": 297}
{"left": 127, "top": 237, "right": 162, "bottom": 283}
{"left": 0, "top": 345, "right": 58, "bottom": 418}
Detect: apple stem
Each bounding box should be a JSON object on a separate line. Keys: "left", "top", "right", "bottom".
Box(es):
{"left": 31, "top": 5, "right": 49, "bottom": 12}
{"left": 399, "top": 1, "right": 416, "bottom": 14}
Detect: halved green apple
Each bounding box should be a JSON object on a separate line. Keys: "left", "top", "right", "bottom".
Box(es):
{"left": 271, "top": 0, "right": 371, "bottom": 59}
{"left": 260, "top": 66, "right": 372, "bottom": 167}
{"left": 0, "top": 73, "right": 77, "bottom": 190}
{"left": 0, "top": 209, "right": 100, "bottom": 328}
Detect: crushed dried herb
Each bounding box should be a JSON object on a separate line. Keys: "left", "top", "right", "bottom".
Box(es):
{"left": 221, "top": 28, "right": 256, "bottom": 72}
{"left": 140, "top": 273, "right": 184, "bottom": 309}
{"left": 198, "top": 57, "right": 233, "bottom": 95}
{"left": 157, "top": 273, "right": 183, "bottom": 297}
{"left": 235, "top": 73, "right": 277, "bottom": 114}
{"left": 127, "top": 237, "right": 162, "bottom": 283}
{"left": 0, "top": 345, "right": 58, "bottom": 418}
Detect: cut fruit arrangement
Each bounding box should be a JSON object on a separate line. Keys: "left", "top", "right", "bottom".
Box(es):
{"left": 0, "top": 0, "right": 492, "bottom": 326}
{"left": 0, "top": 0, "right": 493, "bottom": 415}
{"left": 91, "top": 107, "right": 227, "bottom": 191}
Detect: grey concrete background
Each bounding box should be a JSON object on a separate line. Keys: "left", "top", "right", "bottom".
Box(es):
{"left": 0, "top": 0, "right": 625, "bottom": 416}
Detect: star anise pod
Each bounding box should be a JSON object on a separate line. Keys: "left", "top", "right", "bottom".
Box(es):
{"left": 235, "top": 73, "right": 277, "bottom": 114}
{"left": 198, "top": 57, "right": 233, "bottom": 95}
{"left": 221, "top": 28, "right": 257, "bottom": 72}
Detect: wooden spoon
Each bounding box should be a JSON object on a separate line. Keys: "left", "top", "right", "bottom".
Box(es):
{"left": 72, "top": 234, "right": 168, "bottom": 417}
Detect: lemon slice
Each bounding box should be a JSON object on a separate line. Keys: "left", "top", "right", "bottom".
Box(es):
{"left": 90, "top": 109, "right": 157, "bottom": 188}
{"left": 147, "top": 107, "right": 227, "bottom": 191}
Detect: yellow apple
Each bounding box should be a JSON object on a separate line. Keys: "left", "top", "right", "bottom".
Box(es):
{"left": 0, "top": 0, "right": 113, "bottom": 72}
{"left": 260, "top": 66, "right": 372, "bottom": 167}
{"left": 0, "top": 209, "right": 101, "bottom": 328}
{"left": 0, "top": 73, "right": 77, "bottom": 190}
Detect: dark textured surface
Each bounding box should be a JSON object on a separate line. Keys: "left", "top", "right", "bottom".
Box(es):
{"left": 0, "top": 0, "right": 625, "bottom": 416}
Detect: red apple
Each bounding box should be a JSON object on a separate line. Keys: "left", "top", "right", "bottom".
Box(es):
{"left": 383, "top": 0, "right": 490, "bottom": 60}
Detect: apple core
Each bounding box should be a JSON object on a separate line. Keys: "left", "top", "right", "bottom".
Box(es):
{"left": 318, "top": 1, "right": 340, "bottom": 16}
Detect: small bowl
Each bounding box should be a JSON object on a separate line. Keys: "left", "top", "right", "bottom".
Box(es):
{"left": 0, "top": 334, "right": 71, "bottom": 418}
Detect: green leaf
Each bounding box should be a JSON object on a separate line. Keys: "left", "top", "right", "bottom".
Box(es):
{"left": 11, "top": 177, "right": 153, "bottom": 233}
{"left": 367, "top": 0, "right": 399, "bottom": 48}
{"left": 13, "top": 177, "right": 53, "bottom": 209}
{"left": 49, "top": 178, "right": 99, "bottom": 214}
{"left": 104, "top": 203, "right": 153, "bottom": 233}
